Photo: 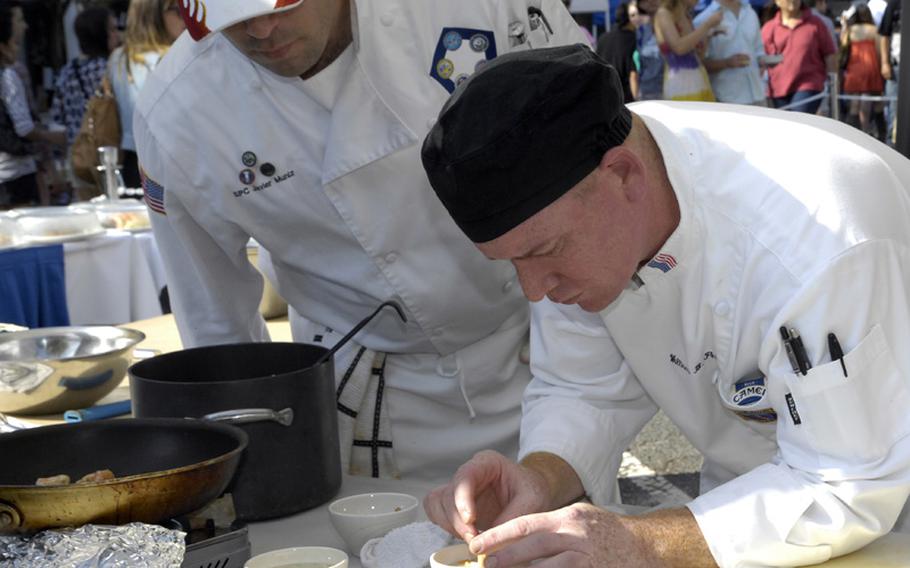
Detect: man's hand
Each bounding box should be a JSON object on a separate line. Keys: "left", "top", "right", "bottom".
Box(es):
{"left": 466, "top": 503, "right": 665, "bottom": 567}
{"left": 468, "top": 506, "right": 717, "bottom": 568}
{"left": 423, "top": 450, "right": 554, "bottom": 541}
{"left": 726, "top": 53, "right": 751, "bottom": 68}
{"left": 881, "top": 59, "right": 893, "bottom": 81}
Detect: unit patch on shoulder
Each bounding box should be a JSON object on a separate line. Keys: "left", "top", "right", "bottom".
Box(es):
{"left": 430, "top": 28, "right": 496, "bottom": 93}
{"left": 139, "top": 167, "right": 166, "bottom": 215}
{"left": 731, "top": 375, "right": 777, "bottom": 423}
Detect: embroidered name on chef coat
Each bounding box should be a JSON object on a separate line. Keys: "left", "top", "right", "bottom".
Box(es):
{"left": 430, "top": 28, "right": 497, "bottom": 93}
{"left": 730, "top": 375, "right": 778, "bottom": 423}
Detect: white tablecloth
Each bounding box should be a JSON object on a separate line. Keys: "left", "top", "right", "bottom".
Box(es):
{"left": 62, "top": 230, "right": 166, "bottom": 325}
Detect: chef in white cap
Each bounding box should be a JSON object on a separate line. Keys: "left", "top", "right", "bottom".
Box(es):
{"left": 133, "top": 0, "right": 588, "bottom": 483}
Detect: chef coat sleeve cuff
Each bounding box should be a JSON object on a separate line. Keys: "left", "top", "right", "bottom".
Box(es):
{"left": 518, "top": 397, "right": 625, "bottom": 506}
{"left": 688, "top": 463, "right": 831, "bottom": 567}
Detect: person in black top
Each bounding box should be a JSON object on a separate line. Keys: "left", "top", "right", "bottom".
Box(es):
{"left": 595, "top": 2, "right": 639, "bottom": 102}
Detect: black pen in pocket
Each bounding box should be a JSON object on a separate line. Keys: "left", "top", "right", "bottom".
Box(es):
{"left": 779, "top": 326, "right": 801, "bottom": 375}
{"left": 827, "top": 332, "right": 848, "bottom": 377}
{"left": 788, "top": 327, "right": 812, "bottom": 375}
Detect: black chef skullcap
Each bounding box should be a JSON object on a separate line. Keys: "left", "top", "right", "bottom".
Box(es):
{"left": 421, "top": 44, "right": 632, "bottom": 243}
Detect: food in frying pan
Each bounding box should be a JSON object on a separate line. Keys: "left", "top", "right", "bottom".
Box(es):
{"left": 77, "top": 469, "right": 116, "bottom": 483}
{"left": 35, "top": 469, "right": 116, "bottom": 486}
{"left": 35, "top": 474, "right": 71, "bottom": 486}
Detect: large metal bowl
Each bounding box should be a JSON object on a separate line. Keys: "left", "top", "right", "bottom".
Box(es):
{"left": 0, "top": 326, "right": 145, "bottom": 415}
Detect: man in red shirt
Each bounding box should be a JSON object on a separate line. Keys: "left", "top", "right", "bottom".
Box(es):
{"left": 762, "top": 0, "right": 837, "bottom": 113}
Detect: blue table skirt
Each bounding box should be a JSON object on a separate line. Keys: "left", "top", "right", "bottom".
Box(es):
{"left": 0, "top": 245, "right": 70, "bottom": 328}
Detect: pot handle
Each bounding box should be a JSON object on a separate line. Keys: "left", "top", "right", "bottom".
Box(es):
{"left": 0, "top": 501, "right": 22, "bottom": 531}
{"left": 203, "top": 407, "right": 294, "bottom": 427}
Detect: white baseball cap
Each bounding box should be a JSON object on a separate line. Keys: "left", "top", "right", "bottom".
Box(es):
{"left": 178, "top": 0, "right": 304, "bottom": 41}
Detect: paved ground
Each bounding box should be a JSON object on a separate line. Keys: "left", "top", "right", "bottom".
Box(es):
{"left": 618, "top": 411, "right": 703, "bottom": 507}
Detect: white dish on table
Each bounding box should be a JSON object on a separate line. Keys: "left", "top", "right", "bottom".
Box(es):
{"left": 10, "top": 206, "right": 105, "bottom": 244}
{"left": 92, "top": 200, "right": 151, "bottom": 232}
{"left": 244, "top": 546, "right": 348, "bottom": 568}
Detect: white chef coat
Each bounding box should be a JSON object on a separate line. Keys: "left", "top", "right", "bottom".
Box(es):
{"left": 133, "top": 0, "right": 587, "bottom": 483}
{"left": 520, "top": 101, "right": 910, "bottom": 567}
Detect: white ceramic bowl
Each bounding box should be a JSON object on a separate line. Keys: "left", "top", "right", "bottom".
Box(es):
{"left": 244, "top": 546, "right": 348, "bottom": 568}
{"left": 328, "top": 492, "right": 419, "bottom": 556}
{"left": 430, "top": 543, "right": 483, "bottom": 568}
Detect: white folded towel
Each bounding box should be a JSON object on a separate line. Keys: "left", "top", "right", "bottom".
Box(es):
{"left": 360, "top": 522, "right": 454, "bottom": 568}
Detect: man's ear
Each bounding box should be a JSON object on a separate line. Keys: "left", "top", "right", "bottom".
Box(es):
{"left": 598, "top": 146, "right": 646, "bottom": 202}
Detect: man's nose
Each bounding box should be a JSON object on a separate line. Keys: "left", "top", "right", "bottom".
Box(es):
{"left": 243, "top": 13, "right": 280, "bottom": 39}
{"left": 514, "top": 262, "right": 556, "bottom": 302}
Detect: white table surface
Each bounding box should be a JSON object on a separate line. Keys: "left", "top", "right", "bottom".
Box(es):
{"left": 247, "top": 475, "right": 910, "bottom": 568}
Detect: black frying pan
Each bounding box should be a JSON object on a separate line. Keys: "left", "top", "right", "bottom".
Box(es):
{"left": 0, "top": 418, "right": 247, "bottom": 534}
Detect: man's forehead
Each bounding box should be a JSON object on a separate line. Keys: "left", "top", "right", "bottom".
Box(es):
{"left": 476, "top": 212, "right": 555, "bottom": 260}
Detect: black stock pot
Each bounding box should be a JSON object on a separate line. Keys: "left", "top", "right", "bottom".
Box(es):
{"left": 128, "top": 342, "right": 341, "bottom": 521}
{"left": 127, "top": 301, "right": 406, "bottom": 522}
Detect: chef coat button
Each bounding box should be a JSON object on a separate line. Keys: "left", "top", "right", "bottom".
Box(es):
{"left": 380, "top": 11, "right": 395, "bottom": 26}
{"left": 713, "top": 300, "right": 731, "bottom": 317}
{"left": 436, "top": 354, "right": 460, "bottom": 377}
{"left": 384, "top": 252, "right": 398, "bottom": 264}
{"left": 502, "top": 279, "right": 514, "bottom": 293}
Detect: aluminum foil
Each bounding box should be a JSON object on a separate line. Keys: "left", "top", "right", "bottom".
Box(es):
{"left": 0, "top": 523, "right": 186, "bottom": 567}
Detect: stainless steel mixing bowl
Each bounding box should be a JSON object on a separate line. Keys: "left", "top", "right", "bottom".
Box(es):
{"left": 0, "top": 327, "right": 145, "bottom": 415}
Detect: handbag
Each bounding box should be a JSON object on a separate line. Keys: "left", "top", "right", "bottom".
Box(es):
{"left": 71, "top": 71, "right": 121, "bottom": 184}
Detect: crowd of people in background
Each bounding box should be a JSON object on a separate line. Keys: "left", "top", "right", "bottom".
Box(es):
{"left": 605, "top": 0, "right": 901, "bottom": 140}
{"left": 0, "top": 0, "right": 902, "bottom": 209}
{"left": 0, "top": 0, "right": 181, "bottom": 209}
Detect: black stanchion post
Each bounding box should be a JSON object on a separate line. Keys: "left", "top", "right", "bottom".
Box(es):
{"left": 897, "top": 0, "right": 910, "bottom": 157}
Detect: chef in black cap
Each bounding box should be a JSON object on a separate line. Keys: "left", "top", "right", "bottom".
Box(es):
{"left": 421, "top": 44, "right": 910, "bottom": 567}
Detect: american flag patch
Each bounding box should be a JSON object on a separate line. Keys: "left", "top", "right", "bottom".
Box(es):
{"left": 140, "top": 168, "right": 166, "bottom": 215}
{"left": 647, "top": 252, "right": 677, "bottom": 273}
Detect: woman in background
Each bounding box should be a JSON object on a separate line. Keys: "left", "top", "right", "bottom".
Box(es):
{"left": 0, "top": 0, "right": 64, "bottom": 208}
{"left": 51, "top": 7, "right": 119, "bottom": 151}
{"left": 653, "top": 0, "right": 723, "bottom": 100}
{"left": 50, "top": 6, "right": 119, "bottom": 203}
{"left": 107, "top": 0, "right": 184, "bottom": 189}
{"left": 840, "top": 4, "right": 886, "bottom": 137}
